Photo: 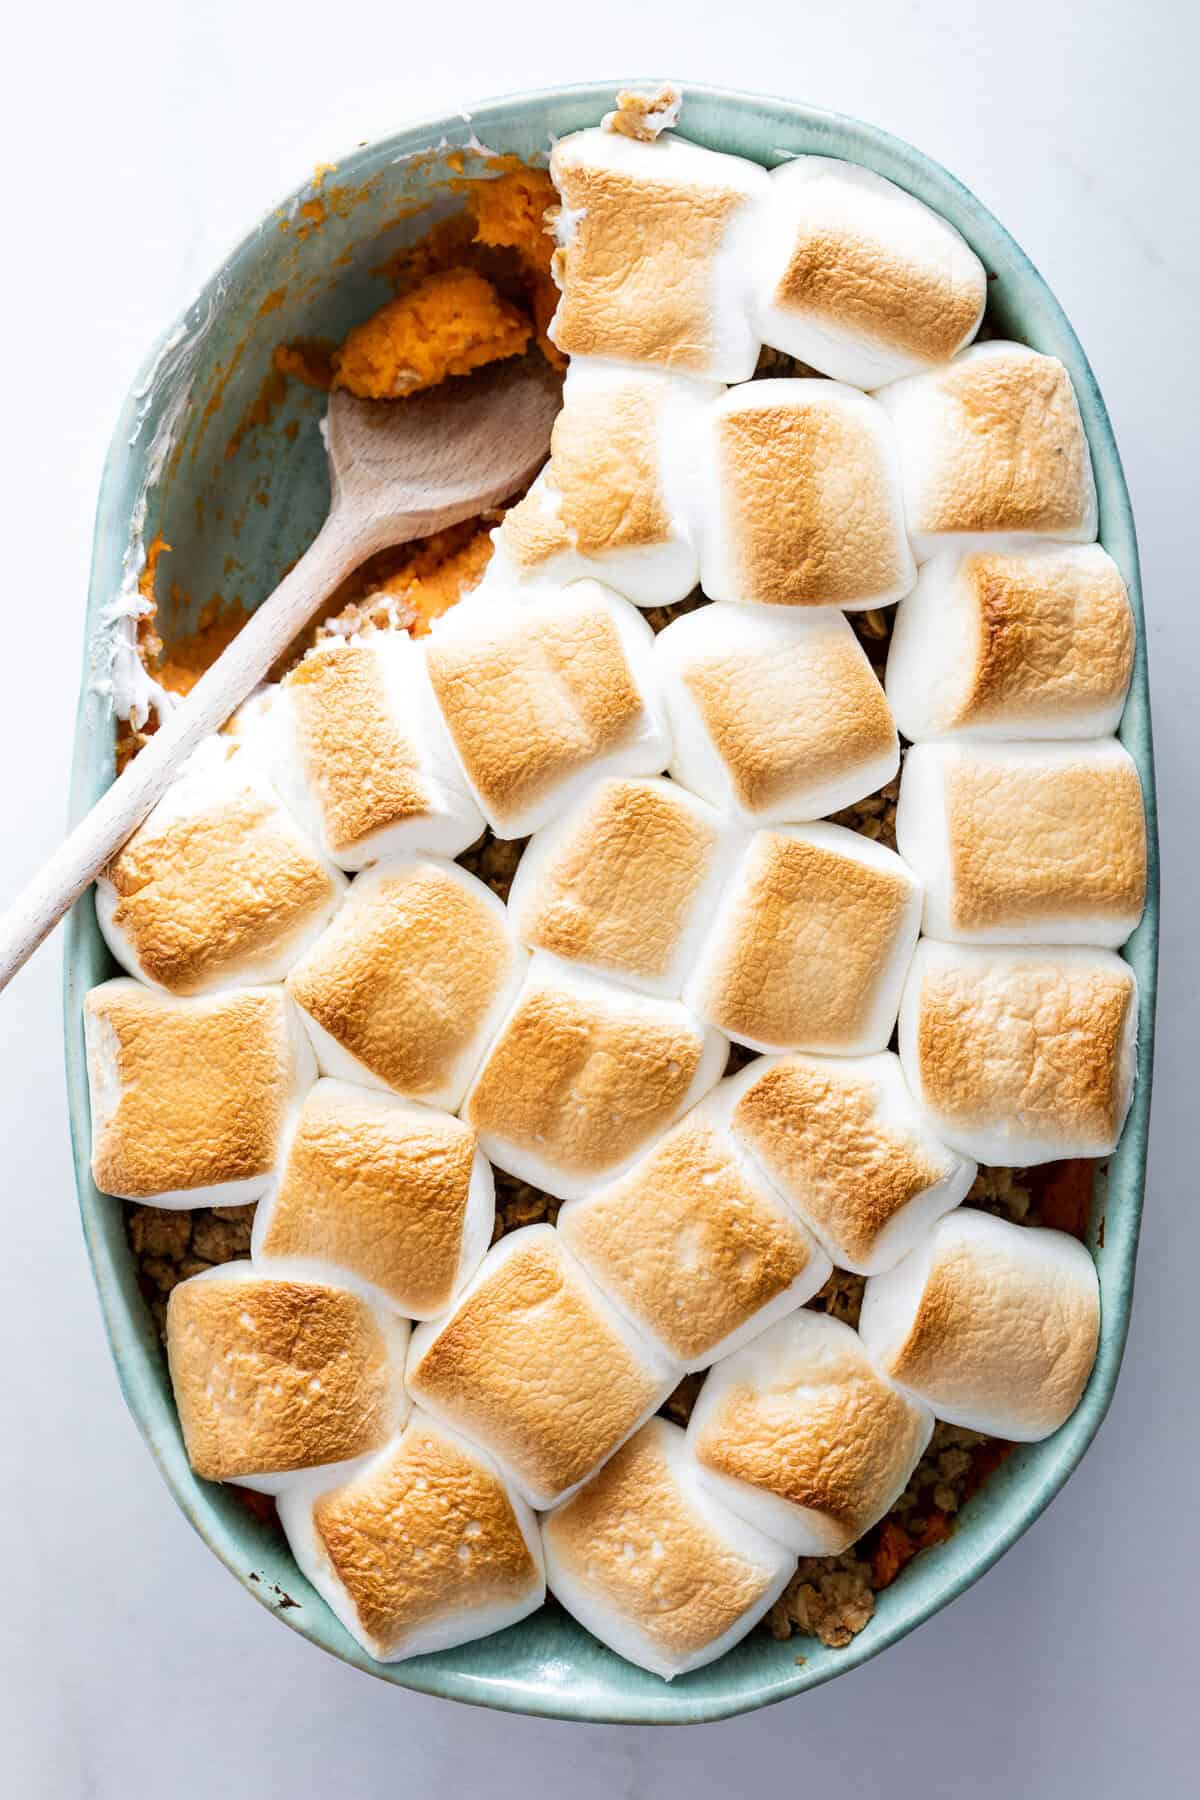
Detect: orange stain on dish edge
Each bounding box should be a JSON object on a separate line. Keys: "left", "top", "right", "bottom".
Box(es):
{"left": 188, "top": 334, "right": 250, "bottom": 461}
{"left": 156, "top": 594, "right": 251, "bottom": 697}
{"left": 273, "top": 340, "right": 335, "bottom": 390}
{"left": 224, "top": 367, "right": 292, "bottom": 461}
{"left": 143, "top": 154, "right": 557, "bottom": 714}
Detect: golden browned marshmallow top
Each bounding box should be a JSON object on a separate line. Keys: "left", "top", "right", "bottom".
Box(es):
{"left": 408, "top": 1228, "right": 671, "bottom": 1504}
{"left": 766, "top": 159, "right": 984, "bottom": 372}
{"left": 544, "top": 1418, "right": 782, "bottom": 1662}
{"left": 255, "top": 1082, "right": 480, "bottom": 1314}
{"left": 549, "top": 129, "right": 768, "bottom": 378}
{"left": 284, "top": 641, "right": 430, "bottom": 856}
{"left": 311, "top": 1419, "right": 540, "bottom": 1657}
{"left": 709, "top": 381, "right": 912, "bottom": 606}
{"left": 86, "top": 981, "right": 306, "bottom": 1200}
{"left": 167, "top": 1268, "right": 399, "bottom": 1481}
{"left": 681, "top": 614, "right": 896, "bottom": 815}
{"left": 910, "top": 945, "right": 1136, "bottom": 1157}
{"left": 731, "top": 1056, "right": 954, "bottom": 1268}
{"left": 693, "top": 828, "right": 918, "bottom": 1052}
{"left": 861, "top": 1210, "right": 1100, "bottom": 1440}
{"left": 691, "top": 1314, "right": 931, "bottom": 1549}
{"left": 101, "top": 750, "right": 341, "bottom": 994}
{"left": 887, "top": 343, "right": 1095, "bottom": 540}
{"left": 776, "top": 226, "right": 980, "bottom": 366}
{"left": 957, "top": 547, "right": 1135, "bottom": 728}
{"left": 510, "top": 777, "right": 728, "bottom": 988}
{"left": 465, "top": 959, "right": 708, "bottom": 1185}
{"left": 559, "top": 1109, "right": 823, "bottom": 1364}
{"left": 424, "top": 589, "right": 648, "bottom": 829}
{"left": 940, "top": 746, "right": 1146, "bottom": 935}
{"left": 502, "top": 377, "right": 673, "bottom": 569}
{"left": 287, "top": 861, "right": 519, "bottom": 1103}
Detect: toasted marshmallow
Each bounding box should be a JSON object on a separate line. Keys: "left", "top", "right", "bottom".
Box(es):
{"left": 506, "top": 777, "right": 742, "bottom": 998}
{"left": 251, "top": 1080, "right": 493, "bottom": 1318}
{"left": 487, "top": 361, "right": 718, "bottom": 607}
{"left": 601, "top": 84, "right": 683, "bottom": 141}
{"left": 688, "top": 1311, "right": 933, "bottom": 1554}
{"left": 899, "top": 940, "right": 1138, "bottom": 1164}
{"left": 463, "top": 954, "right": 727, "bottom": 1200}
{"left": 424, "top": 582, "right": 670, "bottom": 839}
{"left": 876, "top": 342, "right": 1097, "bottom": 560}
{"left": 166, "top": 1260, "right": 410, "bottom": 1492}
{"left": 233, "top": 635, "right": 484, "bottom": 868}
{"left": 754, "top": 156, "right": 986, "bottom": 389}
{"left": 406, "top": 1226, "right": 678, "bottom": 1509}
{"left": 685, "top": 823, "right": 922, "bottom": 1054}
{"left": 277, "top": 1412, "right": 544, "bottom": 1662}
{"left": 542, "top": 1417, "right": 795, "bottom": 1681}
{"left": 696, "top": 380, "right": 914, "bottom": 610}
{"left": 559, "top": 1102, "right": 832, "bottom": 1371}
{"left": 885, "top": 545, "right": 1136, "bottom": 741}
{"left": 84, "top": 979, "right": 315, "bottom": 1206}
{"left": 287, "top": 858, "right": 525, "bottom": 1110}
{"left": 859, "top": 1209, "right": 1101, "bottom": 1439}
{"left": 548, "top": 127, "right": 769, "bottom": 382}
{"left": 96, "top": 739, "right": 345, "bottom": 994}
{"left": 722, "top": 1052, "right": 976, "bottom": 1275}
{"left": 897, "top": 739, "right": 1146, "bottom": 947}
{"left": 655, "top": 602, "right": 899, "bottom": 824}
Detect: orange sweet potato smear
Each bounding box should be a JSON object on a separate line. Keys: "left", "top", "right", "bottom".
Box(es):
{"left": 870, "top": 1513, "right": 955, "bottom": 1590}
{"left": 331, "top": 267, "right": 531, "bottom": 399}
{"left": 470, "top": 167, "right": 564, "bottom": 367}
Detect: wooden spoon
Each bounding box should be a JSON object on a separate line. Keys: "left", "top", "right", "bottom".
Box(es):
{"left": 0, "top": 355, "right": 560, "bottom": 992}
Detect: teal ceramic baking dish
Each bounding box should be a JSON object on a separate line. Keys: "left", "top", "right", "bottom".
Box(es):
{"left": 62, "top": 80, "right": 1159, "bottom": 1725}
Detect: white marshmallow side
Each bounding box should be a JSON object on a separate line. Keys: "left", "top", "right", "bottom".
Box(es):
{"left": 505, "top": 776, "right": 745, "bottom": 998}
{"left": 896, "top": 739, "right": 1147, "bottom": 947}
{"left": 654, "top": 601, "right": 899, "bottom": 824}
{"left": 424, "top": 582, "right": 672, "bottom": 840}
{"left": 277, "top": 1413, "right": 545, "bottom": 1661}
{"left": 713, "top": 1052, "right": 976, "bottom": 1276}
{"left": 687, "top": 1310, "right": 934, "bottom": 1554}
{"left": 898, "top": 940, "right": 1139, "bottom": 1164}
{"left": 541, "top": 1418, "right": 796, "bottom": 1681}
{"left": 884, "top": 545, "right": 1136, "bottom": 742}
{"left": 859, "top": 1209, "right": 1101, "bottom": 1440}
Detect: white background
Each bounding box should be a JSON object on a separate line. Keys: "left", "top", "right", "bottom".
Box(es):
{"left": 2, "top": 3, "right": 1196, "bottom": 1794}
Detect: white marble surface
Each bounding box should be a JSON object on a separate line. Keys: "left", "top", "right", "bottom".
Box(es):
{"left": 1, "top": 2, "right": 1196, "bottom": 1793}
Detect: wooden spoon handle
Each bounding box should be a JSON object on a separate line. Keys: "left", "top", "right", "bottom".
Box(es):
{"left": 0, "top": 503, "right": 395, "bottom": 994}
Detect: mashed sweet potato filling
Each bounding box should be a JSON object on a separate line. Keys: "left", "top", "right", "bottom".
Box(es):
{"left": 332, "top": 267, "right": 532, "bottom": 400}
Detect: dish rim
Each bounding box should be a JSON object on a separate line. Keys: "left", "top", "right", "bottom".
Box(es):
{"left": 62, "top": 78, "right": 1159, "bottom": 1726}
